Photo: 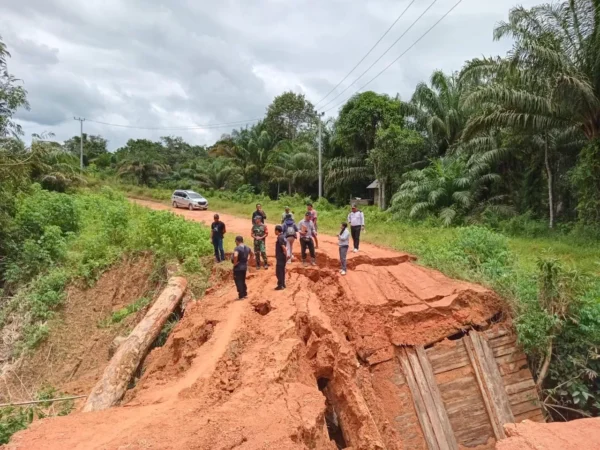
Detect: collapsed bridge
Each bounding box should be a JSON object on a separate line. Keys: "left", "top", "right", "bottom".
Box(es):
{"left": 7, "top": 203, "right": 543, "bottom": 450}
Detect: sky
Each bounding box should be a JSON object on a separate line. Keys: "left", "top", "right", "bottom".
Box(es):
{"left": 1, "top": 0, "right": 541, "bottom": 151}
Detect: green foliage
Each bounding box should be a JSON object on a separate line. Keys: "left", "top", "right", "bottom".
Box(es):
{"left": 0, "top": 36, "right": 29, "bottom": 137}
{"left": 102, "top": 296, "right": 151, "bottom": 326}
{"left": 0, "top": 386, "right": 74, "bottom": 444}
{"left": 571, "top": 139, "right": 600, "bottom": 223}
{"left": 264, "top": 91, "right": 316, "bottom": 140}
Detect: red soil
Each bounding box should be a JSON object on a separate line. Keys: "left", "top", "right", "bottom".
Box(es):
{"left": 7, "top": 200, "right": 504, "bottom": 450}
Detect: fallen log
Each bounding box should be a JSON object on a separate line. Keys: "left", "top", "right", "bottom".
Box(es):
{"left": 83, "top": 277, "right": 187, "bottom": 412}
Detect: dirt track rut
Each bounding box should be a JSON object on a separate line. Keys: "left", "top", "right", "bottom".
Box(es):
{"left": 7, "top": 200, "right": 502, "bottom": 450}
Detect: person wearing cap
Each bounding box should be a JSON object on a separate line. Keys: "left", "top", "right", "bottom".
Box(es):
{"left": 251, "top": 215, "right": 269, "bottom": 270}
{"left": 297, "top": 211, "right": 317, "bottom": 266}
{"left": 281, "top": 206, "right": 294, "bottom": 223}
{"left": 347, "top": 204, "right": 365, "bottom": 252}
{"left": 306, "top": 203, "right": 319, "bottom": 249}
{"left": 232, "top": 236, "right": 252, "bottom": 300}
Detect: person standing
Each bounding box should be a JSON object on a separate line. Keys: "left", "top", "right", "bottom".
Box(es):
{"left": 347, "top": 204, "right": 365, "bottom": 252}
{"left": 210, "top": 214, "right": 226, "bottom": 263}
{"left": 298, "top": 211, "right": 317, "bottom": 266}
{"left": 281, "top": 206, "right": 294, "bottom": 223}
{"left": 274, "top": 225, "right": 288, "bottom": 290}
{"left": 338, "top": 222, "right": 350, "bottom": 275}
{"left": 282, "top": 213, "right": 298, "bottom": 263}
{"left": 232, "top": 236, "right": 251, "bottom": 300}
{"left": 251, "top": 203, "right": 267, "bottom": 224}
{"left": 251, "top": 216, "right": 269, "bottom": 269}
{"left": 306, "top": 203, "right": 319, "bottom": 249}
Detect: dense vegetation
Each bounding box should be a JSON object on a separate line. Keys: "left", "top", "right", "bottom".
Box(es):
{"left": 1, "top": 0, "right": 599, "bottom": 423}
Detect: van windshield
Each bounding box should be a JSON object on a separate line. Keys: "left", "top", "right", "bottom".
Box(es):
{"left": 187, "top": 193, "right": 203, "bottom": 199}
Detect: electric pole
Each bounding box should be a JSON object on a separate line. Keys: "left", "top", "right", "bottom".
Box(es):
{"left": 74, "top": 117, "right": 85, "bottom": 170}
{"left": 317, "top": 111, "right": 325, "bottom": 198}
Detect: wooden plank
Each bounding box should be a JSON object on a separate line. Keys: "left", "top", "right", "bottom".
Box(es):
{"left": 493, "top": 343, "right": 520, "bottom": 358}
{"left": 474, "top": 333, "right": 515, "bottom": 425}
{"left": 515, "top": 410, "right": 544, "bottom": 423}
{"left": 488, "top": 334, "right": 517, "bottom": 349}
{"left": 399, "top": 348, "right": 440, "bottom": 450}
{"left": 509, "top": 388, "right": 539, "bottom": 405}
{"left": 505, "top": 379, "right": 536, "bottom": 396}
{"left": 502, "top": 368, "right": 535, "bottom": 387}
{"left": 431, "top": 355, "right": 471, "bottom": 374}
{"left": 483, "top": 328, "right": 511, "bottom": 339}
{"left": 416, "top": 346, "right": 459, "bottom": 450}
{"left": 406, "top": 348, "right": 452, "bottom": 450}
{"left": 511, "top": 399, "right": 542, "bottom": 416}
{"left": 496, "top": 351, "right": 528, "bottom": 365}
{"left": 499, "top": 358, "right": 529, "bottom": 376}
{"left": 464, "top": 334, "right": 504, "bottom": 440}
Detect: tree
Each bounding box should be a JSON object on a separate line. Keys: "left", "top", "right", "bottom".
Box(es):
{"left": 116, "top": 139, "right": 169, "bottom": 185}
{"left": 268, "top": 140, "right": 317, "bottom": 195}
{"left": 334, "top": 91, "right": 403, "bottom": 156}
{"left": 0, "top": 36, "right": 29, "bottom": 137}
{"left": 461, "top": 1, "right": 600, "bottom": 223}
{"left": 401, "top": 70, "right": 468, "bottom": 155}
{"left": 264, "top": 92, "right": 317, "bottom": 140}
{"left": 391, "top": 155, "right": 500, "bottom": 225}
{"left": 195, "top": 158, "right": 238, "bottom": 190}
{"left": 63, "top": 134, "right": 108, "bottom": 167}
{"left": 367, "top": 125, "right": 425, "bottom": 209}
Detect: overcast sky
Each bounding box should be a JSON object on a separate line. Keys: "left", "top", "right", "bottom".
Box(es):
{"left": 2, "top": 0, "right": 541, "bottom": 151}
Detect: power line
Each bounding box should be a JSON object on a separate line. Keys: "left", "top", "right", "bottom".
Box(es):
{"left": 84, "top": 117, "right": 262, "bottom": 131}
{"left": 324, "top": 0, "right": 464, "bottom": 114}
{"left": 318, "top": 0, "right": 440, "bottom": 111}
{"left": 313, "top": 0, "right": 417, "bottom": 108}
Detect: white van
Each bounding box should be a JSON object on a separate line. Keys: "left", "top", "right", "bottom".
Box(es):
{"left": 171, "top": 190, "right": 209, "bottom": 210}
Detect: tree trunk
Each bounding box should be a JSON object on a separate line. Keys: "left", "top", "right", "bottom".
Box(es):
{"left": 381, "top": 179, "right": 386, "bottom": 210}
{"left": 288, "top": 180, "right": 292, "bottom": 195}
{"left": 83, "top": 277, "right": 187, "bottom": 412}
{"left": 544, "top": 137, "right": 554, "bottom": 229}
{"left": 536, "top": 340, "right": 553, "bottom": 389}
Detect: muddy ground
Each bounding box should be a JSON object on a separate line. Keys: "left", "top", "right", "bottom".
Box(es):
{"left": 7, "top": 200, "right": 528, "bottom": 449}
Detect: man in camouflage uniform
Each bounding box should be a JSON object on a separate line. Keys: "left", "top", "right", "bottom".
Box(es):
{"left": 251, "top": 216, "right": 269, "bottom": 269}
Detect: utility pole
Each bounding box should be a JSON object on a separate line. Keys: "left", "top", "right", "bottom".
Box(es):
{"left": 317, "top": 111, "right": 325, "bottom": 198}
{"left": 74, "top": 117, "right": 85, "bottom": 170}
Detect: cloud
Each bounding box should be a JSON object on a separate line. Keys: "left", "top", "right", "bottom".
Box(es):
{"left": 1, "top": 0, "right": 541, "bottom": 150}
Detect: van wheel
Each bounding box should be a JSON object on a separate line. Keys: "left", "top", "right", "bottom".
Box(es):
{"left": 188, "top": 204, "right": 193, "bottom": 211}
{"left": 172, "top": 201, "right": 177, "bottom": 208}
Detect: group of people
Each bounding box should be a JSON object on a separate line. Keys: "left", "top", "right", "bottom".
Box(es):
{"left": 210, "top": 203, "right": 365, "bottom": 301}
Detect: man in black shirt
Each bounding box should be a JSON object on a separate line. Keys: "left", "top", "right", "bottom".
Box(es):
{"left": 210, "top": 214, "right": 226, "bottom": 262}
{"left": 232, "top": 236, "right": 251, "bottom": 300}
{"left": 274, "top": 225, "right": 287, "bottom": 290}
{"left": 251, "top": 203, "right": 267, "bottom": 224}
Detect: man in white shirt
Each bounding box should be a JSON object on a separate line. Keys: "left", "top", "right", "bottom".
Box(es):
{"left": 347, "top": 204, "right": 365, "bottom": 252}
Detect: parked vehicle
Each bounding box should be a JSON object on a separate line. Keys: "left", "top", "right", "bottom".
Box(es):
{"left": 171, "top": 190, "right": 209, "bottom": 210}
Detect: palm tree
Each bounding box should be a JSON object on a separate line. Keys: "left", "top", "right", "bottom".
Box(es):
{"left": 401, "top": 70, "right": 469, "bottom": 155}
{"left": 460, "top": 0, "right": 599, "bottom": 225}
{"left": 118, "top": 156, "right": 169, "bottom": 186}
{"left": 391, "top": 155, "right": 501, "bottom": 226}
{"left": 268, "top": 141, "right": 317, "bottom": 195}
{"left": 195, "top": 159, "right": 237, "bottom": 190}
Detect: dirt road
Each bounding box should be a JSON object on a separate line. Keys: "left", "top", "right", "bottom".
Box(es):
{"left": 8, "top": 200, "right": 502, "bottom": 450}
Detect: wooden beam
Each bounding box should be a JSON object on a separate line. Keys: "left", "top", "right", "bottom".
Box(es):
{"left": 83, "top": 277, "right": 187, "bottom": 412}
{"left": 398, "top": 348, "right": 440, "bottom": 450}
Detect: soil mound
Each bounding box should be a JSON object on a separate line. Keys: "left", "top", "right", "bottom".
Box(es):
{"left": 0, "top": 254, "right": 158, "bottom": 403}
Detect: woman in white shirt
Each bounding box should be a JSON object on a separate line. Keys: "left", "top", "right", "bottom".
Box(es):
{"left": 338, "top": 222, "right": 350, "bottom": 275}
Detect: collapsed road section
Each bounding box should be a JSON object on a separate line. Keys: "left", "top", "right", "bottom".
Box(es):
{"left": 7, "top": 204, "right": 544, "bottom": 450}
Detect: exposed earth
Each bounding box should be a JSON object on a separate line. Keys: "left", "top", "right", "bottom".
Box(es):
{"left": 6, "top": 199, "right": 599, "bottom": 449}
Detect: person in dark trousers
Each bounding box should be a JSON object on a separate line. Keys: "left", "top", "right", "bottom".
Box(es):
{"left": 347, "top": 204, "right": 365, "bottom": 252}
{"left": 251, "top": 216, "right": 269, "bottom": 269}
{"left": 298, "top": 211, "right": 317, "bottom": 266}
{"left": 232, "top": 236, "right": 251, "bottom": 300}
{"left": 251, "top": 203, "right": 267, "bottom": 224}
{"left": 210, "top": 214, "right": 226, "bottom": 262}
{"left": 338, "top": 222, "right": 350, "bottom": 275}
{"left": 306, "top": 203, "right": 319, "bottom": 249}
{"left": 274, "top": 225, "right": 287, "bottom": 290}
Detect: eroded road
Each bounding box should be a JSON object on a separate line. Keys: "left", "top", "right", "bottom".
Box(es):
{"left": 8, "top": 199, "right": 501, "bottom": 450}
